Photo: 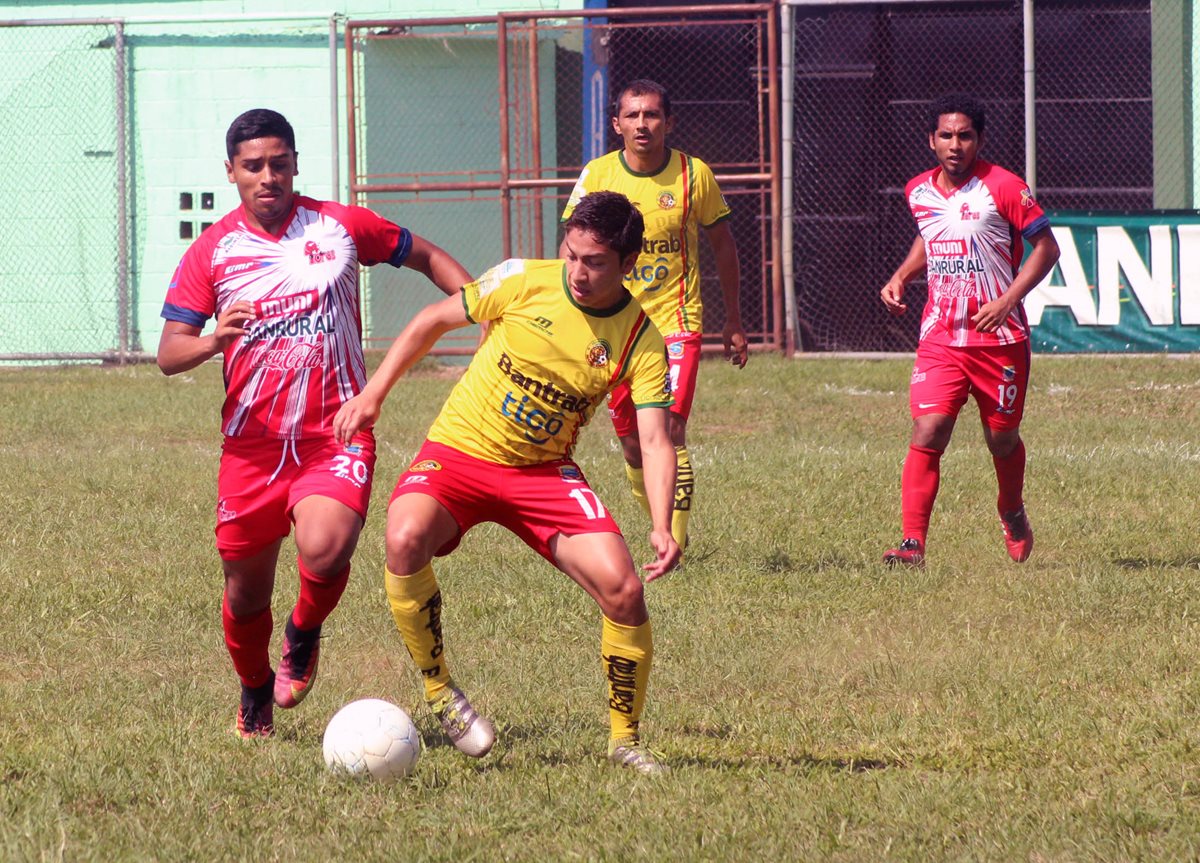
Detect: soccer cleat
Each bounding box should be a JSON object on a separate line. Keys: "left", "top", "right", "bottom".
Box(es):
{"left": 607, "top": 737, "right": 669, "bottom": 775}
{"left": 236, "top": 674, "right": 275, "bottom": 739}
{"left": 274, "top": 618, "right": 321, "bottom": 709}
{"left": 430, "top": 684, "right": 495, "bottom": 758}
{"left": 999, "top": 506, "right": 1034, "bottom": 563}
{"left": 883, "top": 538, "right": 925, "bottom": 568}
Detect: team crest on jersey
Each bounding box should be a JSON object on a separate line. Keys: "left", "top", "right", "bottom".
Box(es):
{"left": 409, "top": 459, "right": 442, "bottom": 472}
{"left": 585, "top": 339, "right": 612, "bottom": 368}
{"left": 1002, "top": 365, "right": 1017, "bottom": 381}
{"left": 657, "top": 191, "right": 676, "bottom": 210}
{"left": 304, "top": 240, "right": 337, "bottom": 264}
{"left": 667, "top": 342, "right": 685, "bottom": 358}
{"left": 558, "top": 465, "right": 583, "bottom": 483}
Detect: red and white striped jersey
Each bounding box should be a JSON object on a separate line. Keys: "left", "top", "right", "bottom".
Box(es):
{"left": 162, "top": 195, "right": 411, "bottom": 439}
{"left": 905, "top": 159, "right": 1049, "bottom": 347}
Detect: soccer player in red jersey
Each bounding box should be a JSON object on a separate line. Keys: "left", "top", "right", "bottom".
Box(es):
{"left": 157, "top": 109, "right": 471, "bottom": 738}
{"left": 562, "top": 80, "right": 748, "bottom": 552}
{"left": 880, "top": 93, "right": 1060, "bottom": 568}
{"left": 333, "top": 191, "right": 680, "bottom": 774}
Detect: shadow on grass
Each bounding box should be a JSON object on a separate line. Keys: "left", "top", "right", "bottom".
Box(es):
{"left": 663, "top": 752, "right": 904, "bottom": 772}
{"left": 1113, "top": 556, "right": 1200, "bottom": 570}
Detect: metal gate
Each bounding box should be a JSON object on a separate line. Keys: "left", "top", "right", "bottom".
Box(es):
{"left": 345, "top": 5, "right": 782, "bottom": 355}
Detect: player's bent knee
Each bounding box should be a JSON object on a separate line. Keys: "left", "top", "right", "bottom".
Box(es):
{"left": 598, "top": 575, "right": 647, "bottom": 624}
{"left": 385, "top": 521, "right": 437, "bottom": 574}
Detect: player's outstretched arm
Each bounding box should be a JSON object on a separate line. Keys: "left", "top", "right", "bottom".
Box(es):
{"left": 635, "top": 406, "right": 682, "bottom": 581}
{"left": 881, "top": 235, "right": 926, "bottom": 316}
{"left": 972, "top": 227, "right": 1060, "bottom": 332}
{"left": 156, "top": 301, "right": 256, "bottom": 375}
{"left": 705, "top": 221, "right": 748, "bottom": 368}
{"left": 333, "top": 294, "right": 472, "bottom": 444}
{"left": 404, "top": 235, "right": 472, "bottom": 297}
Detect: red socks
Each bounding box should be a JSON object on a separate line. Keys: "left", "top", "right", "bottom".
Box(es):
{"left": 222, "top": 593, "right": 273, "bottom": 688}
{"left": 993, "top": 439, "right": 1026, "bottom": 513}
{"left": 292, "top": 559, "right": 350, "bottom": 632}
{"left": 900, "top": 445, "right": 942, "bottom": 544}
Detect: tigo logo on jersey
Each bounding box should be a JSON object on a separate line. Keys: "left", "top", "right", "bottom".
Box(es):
{"left": 657, "top": 191, "right": 676, "bottom": 210}
{"left": 558, "top": 465, "right": 583, "bottom": 483}
{"left": 343, "top": 444, "right": 362, "bottom": 455}
{"left": 1002, "top": 365, "right": 1016, "bottom": 381}
{"left": 409, "top": 459, "right": 442, "bottom": 472}
{"left": 585, "top": 339, "right": 611, "bottom": 368}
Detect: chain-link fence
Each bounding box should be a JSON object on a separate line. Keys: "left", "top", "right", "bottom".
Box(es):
{"left": 786, "top": 0, "right": 1164, "bottom": 352}
{"left": 346, "top": 5, "right": 782, "bottom": 355}
{"left": 0, "top": 19, "right": 128, "bottom": 362}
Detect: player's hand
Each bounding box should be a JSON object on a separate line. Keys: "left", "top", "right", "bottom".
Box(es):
{"left": 214, "top": 301, "right": 256, "bottom": 350}
{"left": 971, "top": 294, "right": 1017, "bottom": 333}
{"left": 880, "top": 278, "right": 908, "bottom": 315}
{"left": 642, "top": 529, "right": 681, "bottom": 582}
{"left": 333, "top": 391, "right": 381, "bottom": 445}
{"left": 723, "top": 322, "right": 749, "bottom": 369}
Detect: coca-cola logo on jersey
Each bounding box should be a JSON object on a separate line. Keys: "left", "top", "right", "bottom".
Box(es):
{"left": 255, "top": 289, "right": 319, "bottom": 318}
{"left": 252, "top": 342, "right": 325, "bottom": 371}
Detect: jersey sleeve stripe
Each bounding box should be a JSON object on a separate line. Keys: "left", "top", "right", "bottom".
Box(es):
{"left": 460, "top": 289, "right": 476, "bottom": 324}
{"left": 388, "top": 227, "right": 414, "bottom": 268}
{"left": 608, "top": 312, "right": 652, "bottom": 387}
{"left": 675, "top": 153, "right": 693, "bottom": 332}
{"left": 1021, "top": 214, "right": 1051, "bottom": 239}
{"left": 160, "top": 302, "right": 208, "bottom": 328}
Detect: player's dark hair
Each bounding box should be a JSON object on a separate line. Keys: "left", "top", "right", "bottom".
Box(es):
{"left": 927, "top": 93, "right": 985, "bottom": 136}
{"left": 564, "top": 191, "right": 644, "bottom": 260}
{"left": 226, "top": 108, "right": 297, "bottom": 160}
{"left": 612, "top": 78, "right": 672, "bottom": 119}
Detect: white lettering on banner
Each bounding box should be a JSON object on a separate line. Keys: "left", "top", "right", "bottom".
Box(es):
{"left": 1024, "top": 227, "right": 1096, "bottom": 325}
{"left": 1179, "top": 225, "right": 1200, "bottom": 325}
{"left": 1026, "top": 223, "right": 1200, "bottom": 328}
{"left": 1097, "top": 225, "right": 1172, "bottom": 325}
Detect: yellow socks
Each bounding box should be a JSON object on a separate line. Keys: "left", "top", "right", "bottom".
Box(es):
{"left": 385, "top": 564, "right": 451, "bottom": 702}
{"left": 626, "top": 448, "right": 693, "bottom": 551}
{"left": 601, "top": 615, "right": 653, "bottom": 742}
{"left": 624, "top": 463, "right": 652, "bottom": 518}
{"left": 672, "top": 445, "right": 693, "bottom": 550}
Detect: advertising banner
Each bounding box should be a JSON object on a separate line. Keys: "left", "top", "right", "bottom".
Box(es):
{"left": 1028, "top": 211, "right": 1200, "bottom": 353}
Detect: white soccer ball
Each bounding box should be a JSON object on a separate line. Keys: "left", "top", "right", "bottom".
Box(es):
{"left": 322, "top": 698, "right": 421, "bottom": 782}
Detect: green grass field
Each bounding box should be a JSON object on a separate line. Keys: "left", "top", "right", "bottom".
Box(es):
{"left": 3, "top": 353, "right": 1200, "bottom": 861}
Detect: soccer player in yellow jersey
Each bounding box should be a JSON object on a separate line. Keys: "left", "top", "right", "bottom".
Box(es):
{"left": 333, "top": 191, "right": 680, "bottom": 774}
{"left": 562, "top": 79, "right": 748, "bottom": 551}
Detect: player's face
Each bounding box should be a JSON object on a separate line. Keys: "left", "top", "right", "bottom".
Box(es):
{"left": 225, "top": 137, "right": 298, "bottom": 234}
{"left": 929, "top": 113, "right": 981, "bottom": 185}
{"left": 562, "top": 227, "right": 637, "bottom": 309}
{"left": 612, "top": 92, "right": 673, "bottom": 161}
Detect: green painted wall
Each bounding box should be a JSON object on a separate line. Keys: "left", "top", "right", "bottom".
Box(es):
{"left": 0, "top": 1, "right": 579, "bottom": 358}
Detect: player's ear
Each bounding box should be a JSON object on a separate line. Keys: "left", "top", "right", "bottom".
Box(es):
{"left": 620, "top": 251, "right": 639, "bottom": 275}
{"left": 611, "top": 115, "right": 621, "bottom": 137}
{"left": 293, "top": 150, "right": 300, "bottom": 176}
{"left": 225, "top": 159, "right": 235, "bottom": 183}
